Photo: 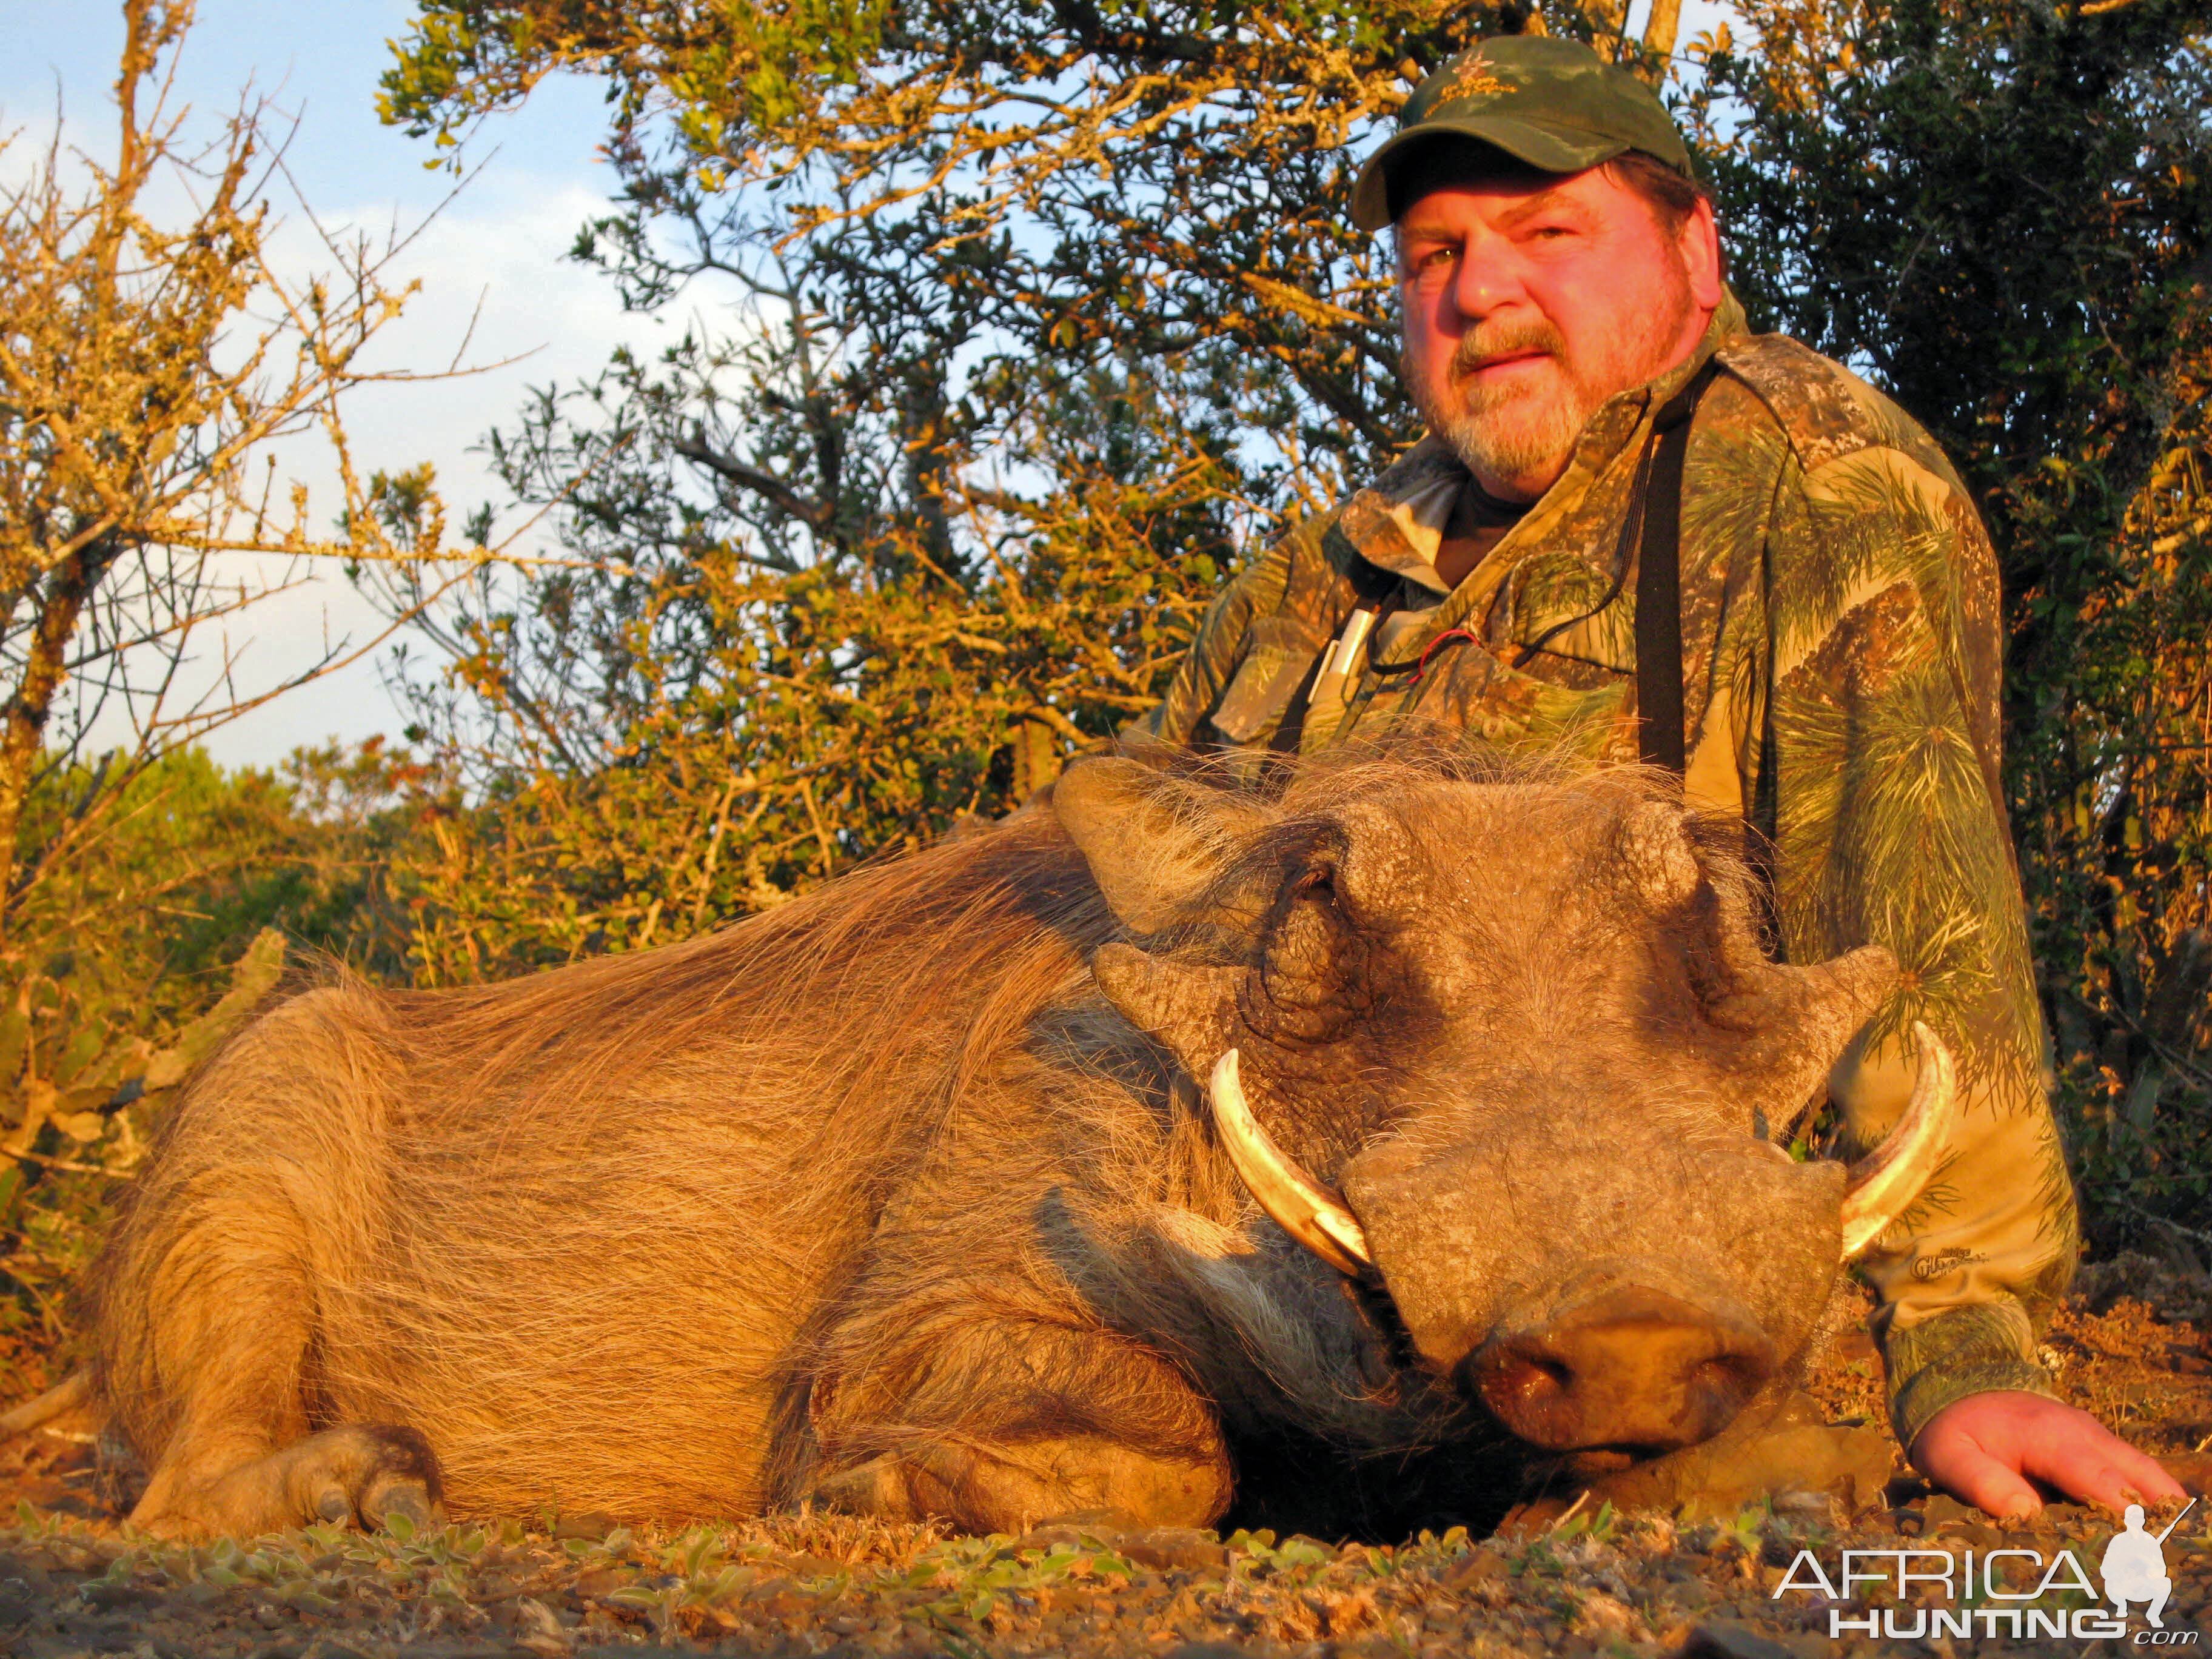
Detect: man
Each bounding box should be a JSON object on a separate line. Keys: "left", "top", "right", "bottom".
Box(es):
{"left": 1141, "top": 33, "right": 2185, "bottom": 1519}
{"left": 2100, "top": 1503, "right": 2177, "bottom": 1627}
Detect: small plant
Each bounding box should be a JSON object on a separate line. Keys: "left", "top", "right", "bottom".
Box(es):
{"left": 1551, "top": 1498, "right": 1618, "bottom": 1546}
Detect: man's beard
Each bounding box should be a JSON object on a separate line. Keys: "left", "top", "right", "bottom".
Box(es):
{"left": 1403, "top": 270, "right": 1697, "bottom": 493}
{"left": 1403, "top": 318, "right": 1587, "bottom": 488}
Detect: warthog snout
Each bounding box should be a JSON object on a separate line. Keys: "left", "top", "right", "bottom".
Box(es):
{"left": 1464, "top": 1285, "right": 1778, "bottom": 1453}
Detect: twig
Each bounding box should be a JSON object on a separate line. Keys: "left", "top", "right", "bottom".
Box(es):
{"left": 2116, "top": 1200, "right": 2212, "bottom": 1249}
{"left": 4, "top": 1148, "right": 126, "bottom": 1178}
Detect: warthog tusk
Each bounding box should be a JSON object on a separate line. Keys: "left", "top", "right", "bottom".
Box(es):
{"left": 1836, "top": 1022, "right": 1959, "bottom": 1260}
{"left": 1206, "top": 1050, "right": 1373, "bottom": 1276}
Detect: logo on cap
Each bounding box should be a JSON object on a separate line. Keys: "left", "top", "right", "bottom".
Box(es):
{"left": 1433, "top": 52, "right": 1510, "bottom": 107}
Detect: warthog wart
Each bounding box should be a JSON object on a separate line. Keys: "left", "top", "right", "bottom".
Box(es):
{"left": 78, "top": 737, "right": 1951, "bottom": 1537}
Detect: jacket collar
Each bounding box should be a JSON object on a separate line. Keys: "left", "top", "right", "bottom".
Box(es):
{"left": 1336, "top": 292, "right": 1751, "bottom": 598}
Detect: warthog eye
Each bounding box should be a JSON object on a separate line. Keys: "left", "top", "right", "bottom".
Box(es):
{"left": 1247, "top": 859, "right": 1369, "bottom": 1044}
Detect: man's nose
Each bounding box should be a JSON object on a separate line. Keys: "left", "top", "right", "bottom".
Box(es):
{"left": 1448, "top": 230, "right": 1528, "bottom": 324}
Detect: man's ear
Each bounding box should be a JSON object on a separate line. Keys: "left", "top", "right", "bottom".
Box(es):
{"left": 1681, "top": 196, "right": 1724, "bottom": 311}
{"left": 1053, "top": 756, "right": 1267, "bottom": 935}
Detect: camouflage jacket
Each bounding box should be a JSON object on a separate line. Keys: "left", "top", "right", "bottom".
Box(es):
{"left": 1139, "top": 306, "right": 2076, "bottom": 1450}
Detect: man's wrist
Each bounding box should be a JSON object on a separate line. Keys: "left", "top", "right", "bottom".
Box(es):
{"left": 1884, "top": 1302, "right": 2057, "bottom": 1451}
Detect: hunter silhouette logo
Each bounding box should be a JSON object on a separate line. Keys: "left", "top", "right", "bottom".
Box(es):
{"left": 2103, "top": 1498, "right": 2194, "bottom": 1629}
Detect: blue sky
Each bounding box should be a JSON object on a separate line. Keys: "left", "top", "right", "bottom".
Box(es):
{"left": 4, "top": 1, "right": 652, "bottom": 768}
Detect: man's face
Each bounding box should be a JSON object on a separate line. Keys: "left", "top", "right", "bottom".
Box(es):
{"left": 1396, "top": 159, "right": 1723, "bottom": 502}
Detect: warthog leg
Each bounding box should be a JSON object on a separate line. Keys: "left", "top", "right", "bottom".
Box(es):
{"left": 802, "top": 1316, "right": 1232, "bottom": 1533}
{"left": 129, "top": 1423, "right": 444, "bottom": 1538}
{"left": 808, "top": 1432, "right": 1228, "bottom": 1535}
{"left": 89, "top": 989, "right": 448, "bottom": 1538}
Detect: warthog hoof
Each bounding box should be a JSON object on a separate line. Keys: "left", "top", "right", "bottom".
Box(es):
{"left": 130, "top": 1423, "right": 446, "bottom": 1538}
{"left": 304, "top": 1424, "right": 443, "bottom": 1532}
{"left": 1568, "top": 1393, "right": 1894, "bottom": 1518}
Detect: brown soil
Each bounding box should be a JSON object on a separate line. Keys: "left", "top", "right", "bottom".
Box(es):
{"left": 0, "top": 1269, "right": 2203, "bottom": 1659}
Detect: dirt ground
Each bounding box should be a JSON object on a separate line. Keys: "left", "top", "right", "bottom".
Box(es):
{"left": 0, "top": 1261, "right": 2204, "bottom": 1659}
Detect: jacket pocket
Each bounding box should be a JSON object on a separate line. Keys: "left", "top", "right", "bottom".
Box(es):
{"left": 1341, "top": 639, "right": 1634, "bottom": 762}
{"left": 1210, "top": 614, "right": 1328, "bottom": 745}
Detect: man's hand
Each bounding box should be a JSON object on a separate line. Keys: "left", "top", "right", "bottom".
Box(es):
{"left": 1912, "top": 1390, "right": 2188, "bottom": 1518}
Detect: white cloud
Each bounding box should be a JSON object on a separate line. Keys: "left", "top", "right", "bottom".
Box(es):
{"left": 175, "top": 172, "right": 657, "bottom": 768}
{"left": 4, "top": 3, "right": 653, "bottom": 771}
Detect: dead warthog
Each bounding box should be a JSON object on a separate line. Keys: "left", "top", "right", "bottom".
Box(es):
{"left": 79, "top": 740, "right": 1949, "bottom": 1537}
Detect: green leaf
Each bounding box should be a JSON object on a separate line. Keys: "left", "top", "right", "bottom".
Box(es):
{"left": 139, "top": 931, "right": 287, "bottom": 1093}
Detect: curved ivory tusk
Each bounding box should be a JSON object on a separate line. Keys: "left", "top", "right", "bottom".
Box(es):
{"left": 1206, "top": 1050, "right": 1373, "bottom": 1276}
{"left": 1836, "top": 1022, "right": 1959, "bottom": 1260}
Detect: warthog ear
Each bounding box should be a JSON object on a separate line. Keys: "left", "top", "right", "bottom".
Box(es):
{"left": 1728, "top": 945, "right": 1900, "bottom": 1130}
{"left": 1624, "top": 799, "right": 1900, "bottom": 1128}
{"left": 1091, "top": 945, "right": 1239, "bottom": 1063}
{"left": 1054, "top": 757, "right": 1267, "bottom": 936}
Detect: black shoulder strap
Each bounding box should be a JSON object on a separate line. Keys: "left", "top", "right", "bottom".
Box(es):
{"left": 1634, "top": 363, "right": 1718, "bottom": 776}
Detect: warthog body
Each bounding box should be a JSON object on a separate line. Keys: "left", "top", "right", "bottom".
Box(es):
{"left": 89, "top": 741, "right": 1940, "bottom": 1537}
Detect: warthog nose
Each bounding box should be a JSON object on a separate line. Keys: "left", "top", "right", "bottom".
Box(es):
{"left": 1465, "top": 1285, "right": 1777, "bottom": 1453}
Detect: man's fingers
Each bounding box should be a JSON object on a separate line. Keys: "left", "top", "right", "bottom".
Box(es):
{"left": 2132, "top": 1450, "right": 2191, "bottom": 1504}
{"left": 1917, "top": 1434, "right": 2041, "bottom": 1520}
{"left": 2023, "top": 1449, "right": 2143, "bottom": 1515}
{"left": 2019, "top": 1436, "right": 2189, "bottom": 1512}
{"left": 1984, "top": 1406, "right": 2190, "bottom": 1513}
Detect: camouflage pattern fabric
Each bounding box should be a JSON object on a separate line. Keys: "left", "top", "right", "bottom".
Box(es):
{"left": 1138, "top": 302, "right": 2074, "bottom": 1451}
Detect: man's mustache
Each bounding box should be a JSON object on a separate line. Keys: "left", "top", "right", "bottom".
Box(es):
{"left": 1450, "top": 321, "right": 1567, "bottom": 381}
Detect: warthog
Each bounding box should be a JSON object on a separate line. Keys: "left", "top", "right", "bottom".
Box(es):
{"left": 81, "top": 740, "right": 1949, "bottom": 1538}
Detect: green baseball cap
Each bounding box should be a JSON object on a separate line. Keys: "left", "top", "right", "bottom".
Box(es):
{"left": 1351, "top": 36, "right": 1697, "bottom": 231}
